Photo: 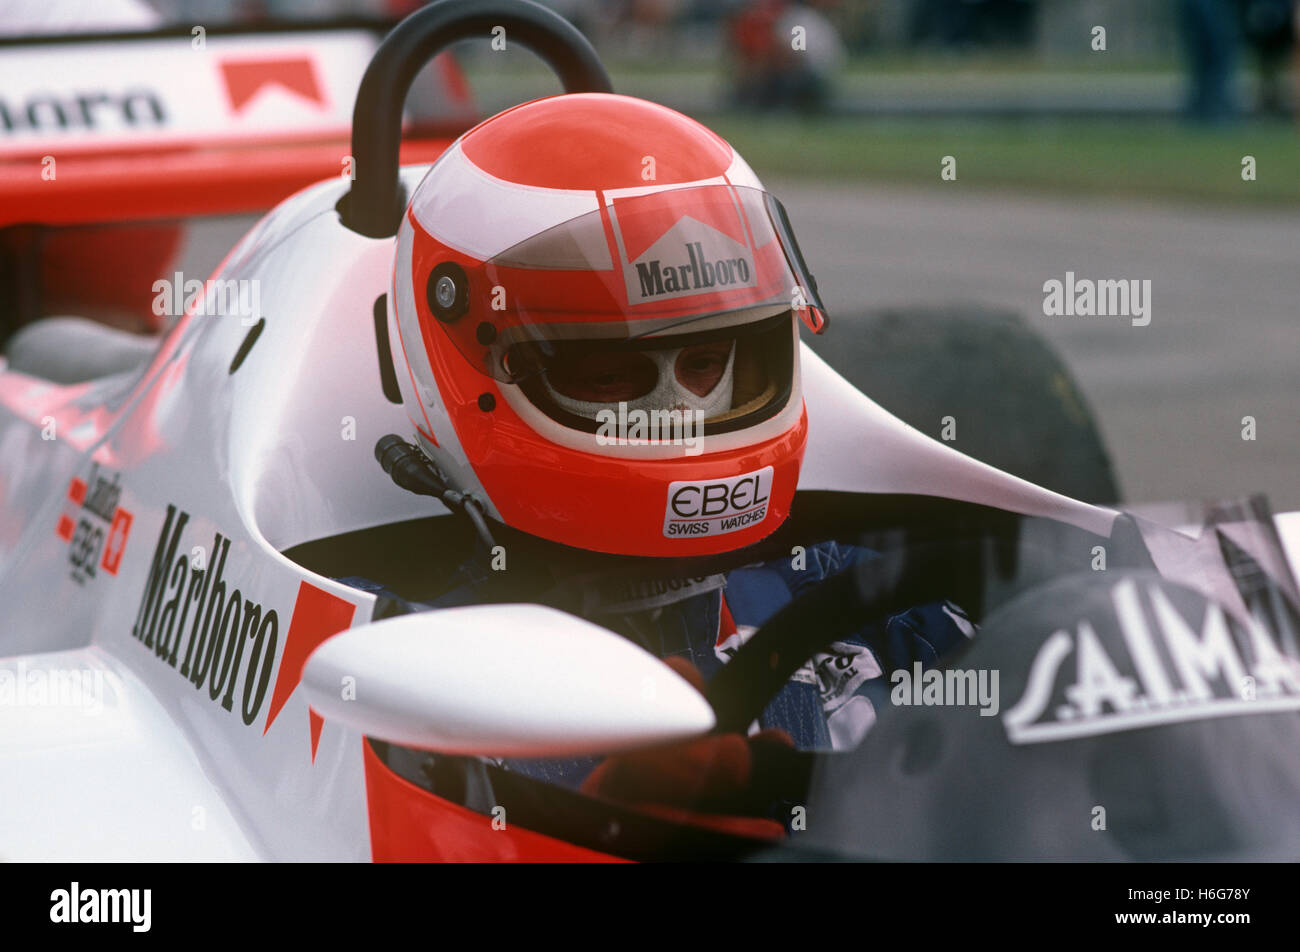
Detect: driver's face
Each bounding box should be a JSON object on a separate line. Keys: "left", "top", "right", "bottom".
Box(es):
{"left": 546, "top": 339, "right": 735, "bottom": 405}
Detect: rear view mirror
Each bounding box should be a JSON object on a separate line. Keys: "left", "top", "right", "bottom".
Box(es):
{"left": 302, "top": 603, "right": 715, "bottom": 758}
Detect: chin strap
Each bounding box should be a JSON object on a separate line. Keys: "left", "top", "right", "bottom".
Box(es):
{"left": 375, "top": 435, "right": 498, "bottom": 564}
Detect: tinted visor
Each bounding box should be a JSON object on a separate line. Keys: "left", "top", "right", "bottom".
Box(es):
{"left": 514, "top": 311, "right": 796, "bottom": 436}
{"left": 426, "top": 184, "right": 826, "bottom": 383}
{"left": 543, "top": 337, "right": 735, "bottom": 404}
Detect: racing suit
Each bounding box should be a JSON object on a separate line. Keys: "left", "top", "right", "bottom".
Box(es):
{"left": 346, "top": 539, "right": 972, "bottom": 790}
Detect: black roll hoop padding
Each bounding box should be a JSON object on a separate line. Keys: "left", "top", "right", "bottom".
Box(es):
{"left": 341, "top": 0, "right": 614, "bottom": 238}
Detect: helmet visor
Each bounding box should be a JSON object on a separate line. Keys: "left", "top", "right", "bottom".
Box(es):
{"left": 426, "top": 184, "right": 826, "bottom": 383}
{"left": 511, "top": 311, "right": 796, "bottom": 435}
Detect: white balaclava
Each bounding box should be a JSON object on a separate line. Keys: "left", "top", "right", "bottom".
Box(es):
{"left": 544, "top": 343, "right": 736, "bottom": 420}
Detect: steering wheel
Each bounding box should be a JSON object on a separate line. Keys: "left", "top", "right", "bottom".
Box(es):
{"left": 706, "top": 512, "right": 1155, "bottom": 737}
{"left": 706, "top": 536, "right": 995, "bottom": 738}
{"left": 341, "top": 0, "right": 613, "bottom": 238}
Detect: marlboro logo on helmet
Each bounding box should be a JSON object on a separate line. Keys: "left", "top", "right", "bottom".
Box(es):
{"left": 441, "top": 183, "right": 826, "bottom": 385}
{"left": 609, "top": 187, "right": 760, "bottom": 304}
{"left": 632, "top": 241, "right": 754, "bottom": 300}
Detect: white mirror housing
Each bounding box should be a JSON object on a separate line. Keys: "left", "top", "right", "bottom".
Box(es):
{"left": 302, "top": 603, "right": 716, "bottom": 758}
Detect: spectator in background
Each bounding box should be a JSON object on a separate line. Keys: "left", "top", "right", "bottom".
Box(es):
{"left": 907, "top": 0, "right": 1038, "bottom": 50}
{"left": 730, "top": 0, "right": 845, "bottom": 113}
{"left": 1179, "top": 0, "right": 1242, "bottom": 122}
{"left": 1237, "top": 0, "right": 1295, "bottom": 116}
{"left": 730, "top": 0, "right": 785, "bottom": 109}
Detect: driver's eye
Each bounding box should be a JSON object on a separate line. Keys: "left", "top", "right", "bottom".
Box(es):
{"left": 674, "top": 341, "right": 734, "bottom": 397}
{"left": 589, "top": 369, "right": 633, "bottom": 389}
{"left": 682, "top": 354, "right": 722, "bottom": 373}
{"left": 547, "top": 350, "right": 658, "bottom": 403}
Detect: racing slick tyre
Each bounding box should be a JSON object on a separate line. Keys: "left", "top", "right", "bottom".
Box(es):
{"left": 805, "top": 304, "right": 1121, "bottom": 505}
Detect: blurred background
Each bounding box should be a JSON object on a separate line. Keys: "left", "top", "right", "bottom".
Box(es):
{"left": 6, "top": 0, "right": 1298, "bottom": 510}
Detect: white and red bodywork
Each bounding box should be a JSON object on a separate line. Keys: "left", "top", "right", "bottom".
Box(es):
{"left": 0, "top": 26, "right": 473, "bottom": 228}
{"left": 1, "top": 37, "right": 1297, "bottom": 861}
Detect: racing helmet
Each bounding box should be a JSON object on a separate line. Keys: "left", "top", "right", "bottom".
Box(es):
{"left": 390, "top": 93, "right": 826, "bottom": 557}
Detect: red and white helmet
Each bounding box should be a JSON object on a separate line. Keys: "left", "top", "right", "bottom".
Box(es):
{"left": 390, "top": 93, "right": 826, "bottom": 557}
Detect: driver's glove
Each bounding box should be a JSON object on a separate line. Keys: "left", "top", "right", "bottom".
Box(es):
{"left": 579, "top": 657, "right": 794, "bottom": 838}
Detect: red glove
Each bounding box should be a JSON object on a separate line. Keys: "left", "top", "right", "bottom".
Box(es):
{"left": 580, "top": 657, "right": 794, "bottom": 839}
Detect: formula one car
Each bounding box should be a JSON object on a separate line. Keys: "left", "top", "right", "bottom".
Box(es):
{"left": 1, "top": 1, "right": 1298, "bottom": 862}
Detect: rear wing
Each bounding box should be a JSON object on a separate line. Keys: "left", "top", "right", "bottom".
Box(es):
{"left": 0, "top": 20, "right": 475, "bottom": 226}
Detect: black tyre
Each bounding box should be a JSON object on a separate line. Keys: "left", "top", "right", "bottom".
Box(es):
{"left": 805, "top": 305, "right": 1122, "bottom": 505}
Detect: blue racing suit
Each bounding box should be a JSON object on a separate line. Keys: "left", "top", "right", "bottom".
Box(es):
{"left": 346, "top": 539, "right": 972, "bottom": 791}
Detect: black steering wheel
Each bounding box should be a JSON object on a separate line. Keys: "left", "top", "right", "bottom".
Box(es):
{"left": 341, "top": 0, "right": 613, "bottom": 238}
{"left": 706, "top": 511, "right": 1155, "bottom": 737}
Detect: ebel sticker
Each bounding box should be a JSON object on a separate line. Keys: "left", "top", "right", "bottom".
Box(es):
{"left": 56, "top": 463, "right": 134, "bottom": 584}
{"left": 664, "top": 466, "right": 771, "bottom": 538}
{"left": 1002, "top": 577, "right": 1300, "bottom": 745}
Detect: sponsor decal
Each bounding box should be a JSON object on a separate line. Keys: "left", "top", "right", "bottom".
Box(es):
{"left": 664, "top": 466, "right": 772, "bottom": 538}
{"left": 131, "top": 505, "right": 281, "bottom": 727}
{"left": 263, "top": 580, "right": 356, "bottom": 760}
{"left": 58, "top": 464, "right": 134, "bottom": 584}
{"left": 812, "top": 643, "right": 882, "bottom": 749}
{"left": 811, "top": 642, "right": 881, "bottom": 710}
{"left": 0, "top": 90, "right": 165, "bottom": 135}
{"left": 1003, "top": 577, "right": 1300, "bottom": 744}
{"left": 610, "top": 192, "right": 760, "bottom": 306}
{"left": 130, "top": 504, "right": 356, "bottom": 758}
{"left": 713, "top": 609, "right": 880, "bottom": 750}
{"left": 587, "top": 574, "right": 726, "bottom": 615}
{"left": 633, "top": 241, "right": 754, "bottom": 301}
{"left": 219, "top": 56, "right": 324, "bottom": 113}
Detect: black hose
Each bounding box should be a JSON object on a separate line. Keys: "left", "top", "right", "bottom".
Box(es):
{"left": 375, "top": 434, "right": 497, "bottom": 555}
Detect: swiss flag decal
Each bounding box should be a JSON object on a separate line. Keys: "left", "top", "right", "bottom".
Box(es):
{"left": 100, "top": 508, "right": 133, "bottom": 576}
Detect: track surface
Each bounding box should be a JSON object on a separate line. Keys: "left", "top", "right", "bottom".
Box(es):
{"left": 778, "top": 181, "right": 1299, "bottom": 511}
